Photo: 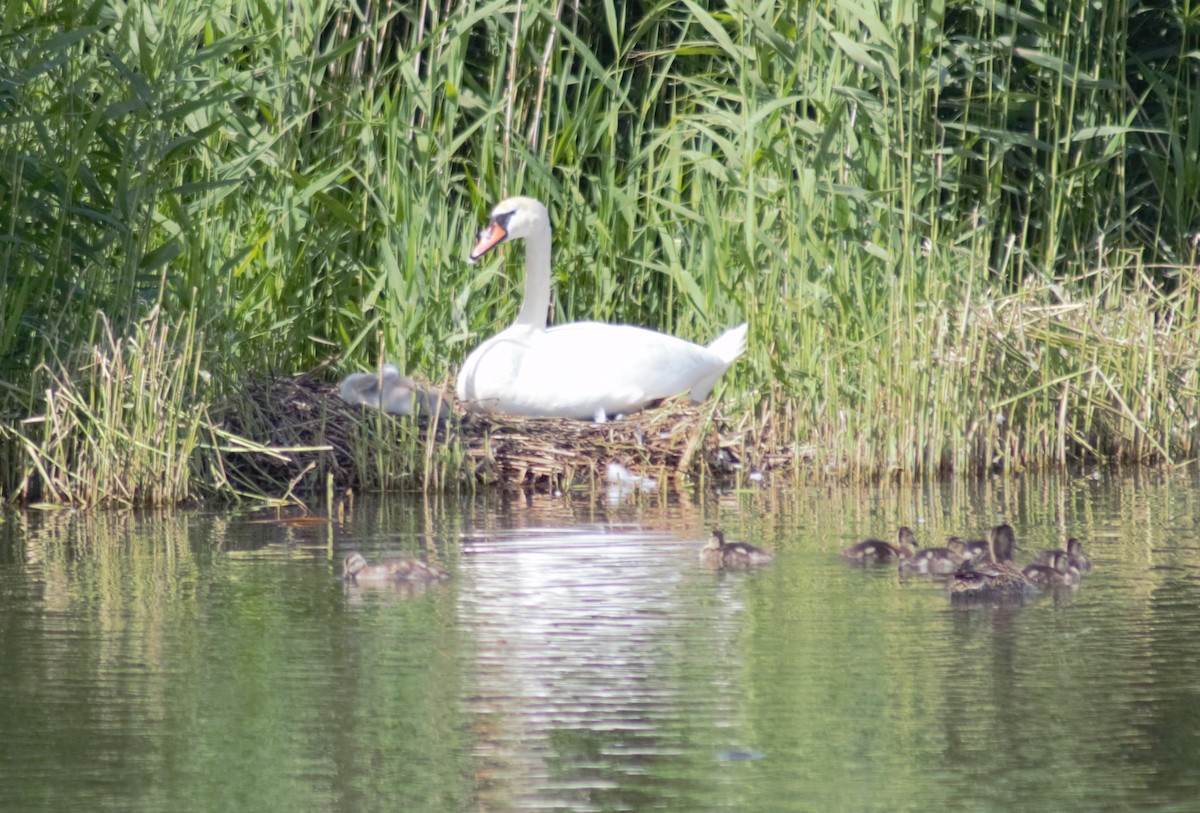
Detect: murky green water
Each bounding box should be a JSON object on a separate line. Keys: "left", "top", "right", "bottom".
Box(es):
{"left": 3, "top": 472, "right": 1200, "bottom": 812}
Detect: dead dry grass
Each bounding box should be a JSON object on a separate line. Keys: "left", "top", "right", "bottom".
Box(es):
{"left": 219, "top": 374, "right": 801, "bottom": 495}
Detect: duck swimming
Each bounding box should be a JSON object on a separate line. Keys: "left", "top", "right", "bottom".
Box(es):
{"left": 1038, "top": 537, "right": 1092, "bottom": 574}
{"left": 342, "top": 552, "right": 449, "bottom": 585}
{"left": 1022, "top": 551, "right": 1081, "bottom": 588}
{"left": 456, "top": 197, "right": 748, "bottom": 421}
{"left": 700, "top": 529, "right": 775, "bottom": 569}
{"left": 901, "top": 537, "right": 968, "bottom": 575}
{"left": 842, "top": 527, "right": 919, "bottom": 564}
{"left": 958, "top": 536, "right": 992, "bottom": 561}
{"left": 950, "top": 524, "right": 1031, "bottom": 601}
{"left": 1064, "top": 538, "right": 1092, "bottom": 573}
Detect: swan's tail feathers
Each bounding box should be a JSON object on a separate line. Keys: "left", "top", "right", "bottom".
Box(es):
{"left": 689, "top": 323, "right": 749, "bottom": 402}
{"left": 707, "top": 323, "right": 748, "bottom": 364}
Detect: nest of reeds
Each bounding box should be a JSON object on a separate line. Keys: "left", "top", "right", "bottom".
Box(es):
{"left": 462, "top": 404, "right": 727, "bottom": 489}
{"left": 216, "top": 373, "right": 793, "bottom": 495}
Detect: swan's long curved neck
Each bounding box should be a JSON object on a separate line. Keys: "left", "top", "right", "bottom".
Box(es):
{"left": 514, "top": 224, "right": 552, "bottom": 327}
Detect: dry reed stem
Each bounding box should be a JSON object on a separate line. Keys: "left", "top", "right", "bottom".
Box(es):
{"left": 220, "top": 375, "right": 790, "bottom": 494}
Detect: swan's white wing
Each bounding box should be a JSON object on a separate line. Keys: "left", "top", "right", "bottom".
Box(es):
{"left": 504, "top": 322, "right": 737, "bottom": 418}
{"left": 456, "top": 324, "right": 536, "bottom": 410}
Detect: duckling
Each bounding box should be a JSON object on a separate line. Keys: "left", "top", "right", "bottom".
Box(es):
{"left": 339, "top": 365, "right": 450, "bottom": 420}
{"left": 841, "top": 526, "right": 919, "bottom": 564}
{"left": 902, "top": 537, "right": 968, "bottom": 575}
{"left": 1022, "top": 551, "right": 1081, "bottom": 588}
{"left": 950, "top": 524, "right": 1031, "bottom": 600}
{"left": 1064, "top": 538, "right": 1092, "bottom": 573}
{"left": 700, "top": 529, "right": 775, "bottom": 569}
{"left": 342, "top": 552, "right": 449, "bottom": 585}
{"left": 1039, "top": 537, "right": 1091, "bottom": 575}
{"left": 958, "top": 536, "right": 992, "bottom": 561}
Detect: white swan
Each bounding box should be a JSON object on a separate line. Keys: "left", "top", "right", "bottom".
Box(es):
{"left": 456, "top": 197, "right": 748, "bottom": 420}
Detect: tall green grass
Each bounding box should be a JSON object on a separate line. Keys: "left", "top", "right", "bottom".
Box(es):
{"left": 0, "top": 309, "right": 210, "bottom": 506}
{"left": 1, "top": 0, "right": 1198, "bottom": 503}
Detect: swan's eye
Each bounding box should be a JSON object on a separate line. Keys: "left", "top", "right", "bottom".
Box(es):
{"left": 493, "top": 210, "right": 515, "bottom": 231}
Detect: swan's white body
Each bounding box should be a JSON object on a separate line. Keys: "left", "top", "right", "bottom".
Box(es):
{"left": 456, "top": 197, "right": 747, "bottom": 420}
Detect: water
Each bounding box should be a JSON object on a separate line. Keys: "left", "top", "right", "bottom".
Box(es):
{"left": 3, "top": 472, "right": 1200, "bottom": 812}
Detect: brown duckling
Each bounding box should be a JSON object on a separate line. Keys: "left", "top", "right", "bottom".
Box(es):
{"left": 902, "top": 537, "right": 968, "bottom": 575}
{"left": 841, "top": 526, "right": 919, "bottom": 564}
{"left": 342, "top": 552, "right": 449, "bottom": 585}
{"left": 700, "top": 530, "right": 775, "bottom": 569}
{"left": 1038, "top": 538, "right": 1092, "bottom": 575}
{"left": 1065, "top": 538, "right": 1092, "bottom": 573}
{"left": 1022, "top": 551, "right": 1081, "bottom": 588}
{"left": 959, "top": 536, "right": 992, "bottom": 561}
{"left": 950, "top": 524, "right": 1031, "bottom": 600}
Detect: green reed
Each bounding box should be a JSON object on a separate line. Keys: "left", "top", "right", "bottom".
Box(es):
{"left": 0, "top": 308, "right": 209, "bottom": 506}
{"left": 1, "top": 0, "right": 1197, "bottom": 504}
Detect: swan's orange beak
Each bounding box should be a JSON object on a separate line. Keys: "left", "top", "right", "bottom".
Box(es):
{"left": 469, "top": 221, "right": 508, "bottom": 263}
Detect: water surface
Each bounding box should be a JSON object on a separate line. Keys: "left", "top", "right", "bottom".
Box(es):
{"left": 3, "top": 472, "right": 1200, "bottom": 811}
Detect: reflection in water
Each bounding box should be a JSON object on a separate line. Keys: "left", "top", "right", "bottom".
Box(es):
{"left": 458, "top": 526, "right": 752, "bottom": 811}
{"left": 3, "top": 473, "right": 1200, "bottom": 811}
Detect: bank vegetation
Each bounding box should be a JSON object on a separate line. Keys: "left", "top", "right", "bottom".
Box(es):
{"left": 1, "top": 0, "right": 1197, "bottom": 505}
